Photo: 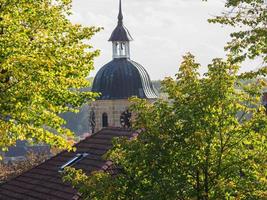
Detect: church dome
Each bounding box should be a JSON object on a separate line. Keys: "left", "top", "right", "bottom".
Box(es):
{"left": 92, "top": 58, "right": 158, "bottom": 100}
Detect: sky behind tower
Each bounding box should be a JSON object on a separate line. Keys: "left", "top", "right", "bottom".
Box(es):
{"left": 70, "top": 0, "right": 258, "bottom": 80}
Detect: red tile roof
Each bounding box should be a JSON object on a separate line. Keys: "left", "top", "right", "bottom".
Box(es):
{"left": 0, "top": 128, "right": 134, "bottom": 200}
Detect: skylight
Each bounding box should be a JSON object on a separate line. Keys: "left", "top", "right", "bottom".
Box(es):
{"left": 58, "top": 153, "right": 88, "bottom": 172}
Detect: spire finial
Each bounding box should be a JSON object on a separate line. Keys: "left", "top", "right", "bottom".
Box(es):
{"left": 118, "top": 0, "right": 123, "bottom": 25}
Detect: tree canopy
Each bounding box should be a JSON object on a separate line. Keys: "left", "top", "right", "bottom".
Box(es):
{"left": 63, "top": 0, "right": 267, "bottom": 199}
{"left": 64, "top": 54, "right": 267, "bottom": 199}
{"left": 0, "top": 0, "right": 99, "bottom": 153}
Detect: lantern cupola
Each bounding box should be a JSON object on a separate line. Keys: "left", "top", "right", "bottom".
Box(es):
{"left": 108, "top": 0, "right": 133, "bottom": 59}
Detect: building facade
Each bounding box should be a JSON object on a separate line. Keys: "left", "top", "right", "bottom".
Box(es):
{"left": 90, "top": 0, "right": 158, "bottom": 132}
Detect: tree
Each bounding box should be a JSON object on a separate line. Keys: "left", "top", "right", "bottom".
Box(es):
{"left": 63, "top": 0, "right": 267, "bottom": 199}
{"left": 64, "top": 54, "right": 267, "bottom": 199}
{"left": 208, "top": 0, "right": 267, "bottom": 76}
{"left": 0, "top": 0, "right": 99, "bottom": 153}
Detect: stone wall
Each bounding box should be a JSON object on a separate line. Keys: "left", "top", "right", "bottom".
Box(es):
{"left": 90, "top": 99, "right": 131, "bottom": 132}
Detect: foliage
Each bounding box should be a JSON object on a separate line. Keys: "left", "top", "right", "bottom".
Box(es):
{"left": 63, "top": 0, "right": 267, "bottom": 199}
{"left": 64, "top": 53, "right": 267, "bottom": 199}
{"left": 63, "top": 167, "right": 117, "bottom": 200}
{"left": 0, "top": 152, "right": 51, "bottom": 183}
{"left": 0, "top": 0, "right": 100, "bottom": 153}
{"left": 208, "top": 0, "right": 267, "bottom": 76}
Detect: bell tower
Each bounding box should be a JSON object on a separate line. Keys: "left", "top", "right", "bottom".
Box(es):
{"left": 110, "top": 0, "right": 132, "bottom": 59}
{"left": 89, "top": 0, "right": 158, "bottom": 133}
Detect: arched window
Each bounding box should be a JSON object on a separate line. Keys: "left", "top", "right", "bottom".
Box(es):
{"left": 120, "top": 42, "right": 126, "bottom": 56}
{"left": 116, "top": 42, "right": 120, "bottom": 55}
{"left": 102, "top": 113, "right": 108, "bottom": 127}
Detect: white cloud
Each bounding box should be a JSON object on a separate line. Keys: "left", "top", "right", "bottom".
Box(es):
{"left": 70, "top": 0, "right": 258, "bottom": 79}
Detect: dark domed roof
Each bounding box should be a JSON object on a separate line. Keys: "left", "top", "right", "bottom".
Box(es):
{"left": 92, "top": 58, "right": 158, "bottom": 100}
{"left": 109, "top": 24, "right": 133, "bottom": 42}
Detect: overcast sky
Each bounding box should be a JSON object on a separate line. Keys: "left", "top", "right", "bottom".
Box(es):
{"left": 70, "top": 0, "right": 258, "bottom": 80}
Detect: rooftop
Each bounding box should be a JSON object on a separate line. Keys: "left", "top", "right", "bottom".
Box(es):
{"left": 0, "top": 128, "right": 135, "bottom": 200}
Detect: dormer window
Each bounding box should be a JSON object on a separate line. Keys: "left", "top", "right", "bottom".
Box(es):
{"left": 58, "top": 153, "right": 88, "bottom": 172}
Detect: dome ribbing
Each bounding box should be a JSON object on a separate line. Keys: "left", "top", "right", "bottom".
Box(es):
{"left": 92, "top": 59, "right": 158, "bottom": 100}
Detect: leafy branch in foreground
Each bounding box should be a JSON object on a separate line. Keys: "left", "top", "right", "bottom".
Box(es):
{"left": 208, "top": 0, "right": 267, "bottom": 72}
{"left": 0, "top": 0, "right": 100, "bottom": 153}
